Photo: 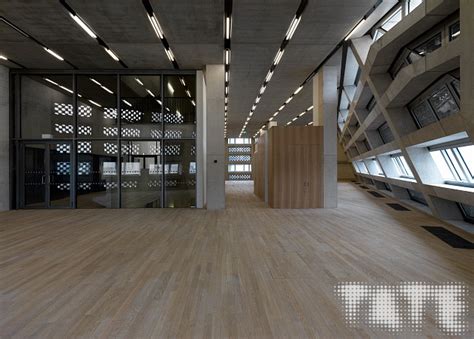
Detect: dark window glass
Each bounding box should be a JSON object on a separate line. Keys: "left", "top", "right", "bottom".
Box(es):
{"left": 377, "top": 122, "right": 394, "bottom": 144}
{"left": 120, "top": 75, "right": 161, "bottom": 139}
{"left": 428, "top": 86, "right": 459, "bottom": 120}
{"left": 413, "top": 33, "right": 442, "bottom": 56}
{"left": 77, "top": 75, "right": 118, "bottom": 139}
{"left": 120, "top": 140, "right": 162, "bottom": 208}
{"left": 451, "top": 79, "right": 461, "bottom": 99}
{"left": 449, "top": 21, "right": 460, "bottom": 41}
{"left": 21, "top": 75, "right": 73, "bottom": 139}
{"left": 410, "top": 100, "right": 438, "bottom": 128}
{"left": 407, "top": 189, "right": 428, "bottom": 206}
{"left": 77, "top": 140, "right": 119, "bottom": 208}
{"left": 366, "top": 96, "right": 376, "bottom": 112}
{"left": 384, "top": 182, "right": 392, "bottom": 191}
{"left": 458, "top": 203, "right": 474, "bottom": 224}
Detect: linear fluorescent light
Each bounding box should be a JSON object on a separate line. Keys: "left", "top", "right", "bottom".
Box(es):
{"left": 88, "top": 99, "right": 102, "bottom": 107}
{"left": 148, "top": 15, "right": 164, "bottom": 39}
{"left": 278, "top": 105, "right": 285, "bottom": 111}
{"left": 225, "top": 50, "right": 230, "bottom": 65}
{"left": 101, "top": 86, "right": 114, "bottom": 94}
{"left": 294, "top": 86, "right": 303, "bottom": 95}
{"left": 225, "top": 16, "right": 231, "bottom": 39}
{"left": 308, "top": 105, "right": 314, "bottom": 110}
{"left": 251, "top": 105, "right": 256, "bottom": 111}
{"left": 274, "top": 49, "right": 284, "bottom": 65}
{"left": 265, "top": 71, "right": 273, "bottom": 83}
{"left": 292, "top": 117, "right": 298, "bottom": 122}
{"left": 176, "top": 110, "right": 182, "bottom": 117}
{"left": 59, "top": 85, "right": 73, "bottom": 94}
{"left": 285, "top": 16, "right": 301, "bottom": 40}
{"left": 179, "top": 77, "right": 186, "bottom": 86}
{"left": 273, "top": 112, "right": 279, "bottom": 117}
{"left": 44, "top": 47, "right": 64, "bottom": 61}
{"left": 249, "top": 112, "right": 254, "bottom": 117}
{"left": 287, "top": 121, "right": 292, "bottom": 125}
{"left": 122, "top": 99, "right": 132, "bottom": 107}
{"left": 104, "top": 48, "right": 119, "bottom": 61}
{"left": 308, "top": 121, "right": 313, "bottom": 125}
{"left": 285, "top": 97, "right": 293, "bottom": 104}
{"left": 156, "top": 99, "right": 163, "bottom": 105}
{"left": 255, "top": 96, "right": 261, "bottom": 104}
{"left": 225, "top": 71, "right": 229, "bottom": 82}
{"left": 165, "top": 48, "right": 174, "bottom": 62}
{"left": 345, "top": 18, "right": 366, "bottom": 41}
{"left": 269, "top": 117, "right": 273, "bottom": 121}
{"left": 146, "top": 89, "right": 155, "bottom": 97}
{"left": 191, "top": 100, "right": 196, "bottom": 106}
{"left": 70, "top": 13, "right": 97, "bottom": 39}
{"left": 44, "top": 78, "right": 59, "bottom": 86}
{"left": 299, "top": 111, "right": 306, "bottom": 117}
{"left": 90, "top": 78, "right": 101, "bottom": 86}
{"left": 0, "top": 55, "right": 7, "bottom": 60}
{"left": 135, "top": 78, "right": 143, "bottom": 86}
{"left": 259, "top": 86, "right": 266, "bottom": 95}
{"left": 225, "top": 97, "right": 228, "bottom": 104}
{"left": 452, "top": 30, "right": 460, "bottom": 37}
{"left": 186, "top": 89, "right": 191, "bottom": 97}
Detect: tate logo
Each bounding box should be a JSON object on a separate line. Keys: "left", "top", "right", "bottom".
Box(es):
{"left": 335, "top": 282, "right": 469, "bottom": 335}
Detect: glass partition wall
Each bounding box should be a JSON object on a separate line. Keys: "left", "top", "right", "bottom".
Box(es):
{"left": 14, "top": 71, "right": 197, "bottom": 209}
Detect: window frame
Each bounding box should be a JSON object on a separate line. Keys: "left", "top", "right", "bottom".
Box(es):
{"left": 391, "top": 153, "right": 415, "bottom": 179}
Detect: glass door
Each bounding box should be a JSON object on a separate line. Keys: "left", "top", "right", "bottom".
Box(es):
{"left": 21, "top": 142, "right": 72, "bottom": 208}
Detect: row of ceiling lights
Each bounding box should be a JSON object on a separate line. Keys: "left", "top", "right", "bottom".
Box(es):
{"left": 239, "top": 0, "right": 308, "bottom": 138}
{"left": 224, "top": 0, "right": 233, "bottom": 138}
{"left": 251, "top": 1, "right": 381, "bottom": 139}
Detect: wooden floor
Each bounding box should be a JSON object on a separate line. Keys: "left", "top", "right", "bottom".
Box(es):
{"left": 1, "top": 182, "right": 473, "bottom": 338}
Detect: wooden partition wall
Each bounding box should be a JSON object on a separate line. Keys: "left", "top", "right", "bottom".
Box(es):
{"left": 253, "top": 126, "right": 324, "bottom": 208}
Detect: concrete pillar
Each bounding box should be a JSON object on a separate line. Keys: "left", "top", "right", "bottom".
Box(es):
{"left": 196, "top": 70, "right": 206, "bottom": 208}
{"left": 204, "top": 65, "right": 225, "bottom": 209}
{"left": 0, "top": 65, "right": 9, "bottom": 211}
{"left": 313, "top": 66, "right": 338, "bottom": 208}
{"left": 460, "top": 0, "right": 474, "bottom": 139}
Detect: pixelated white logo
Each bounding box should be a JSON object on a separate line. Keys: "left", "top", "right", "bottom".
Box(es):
{"left": 335, "top": 282, "right": 468, "bottom": 335}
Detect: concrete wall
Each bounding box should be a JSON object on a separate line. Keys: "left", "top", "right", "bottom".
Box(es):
{"left": 0, "top": 65, "right": 9, "bottom": 211}
{"left": 204, "top": 65, "right": 225, "bottom": 209}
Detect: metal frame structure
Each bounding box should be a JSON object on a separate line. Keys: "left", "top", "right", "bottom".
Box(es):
{"left": 10, "top": 69, "right": 197, "bottom": 209}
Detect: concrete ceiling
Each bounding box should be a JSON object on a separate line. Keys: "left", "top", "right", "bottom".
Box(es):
{"left": 0, "top": 0, "right": 379, "bottom": 136}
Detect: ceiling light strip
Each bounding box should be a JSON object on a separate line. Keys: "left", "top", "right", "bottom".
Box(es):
{"left": 249, "top": 1, "right": 382, "bottom": 136}
{"left": 0, "top": 15, "right": 77, "bottom": 69}
{"left": 239, "top": 0, "right": 308, "bottom": 137}
{"left": 59, "top": 0, "right": 127, "bottom": 68}
{"left": 0, "top": 54, "right": 26, "bottom": 68}
{"left": 224, "top": 0, "right": 233, "bottom": 137}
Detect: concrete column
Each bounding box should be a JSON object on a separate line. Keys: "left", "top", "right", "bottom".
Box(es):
{"left": 204, "top": 65, "right": 225, "bottom": 209}
{"left": 460, "top": 0, "right": 474, "bottom": 139}
{"left": 313, "top": 66, "right": 338, "bottom": 208}
{"left": 0, "top": 65, "right": 9, "bottom": 211}
{"left": 196, "top": 71, "right": 206, "bottom": 208}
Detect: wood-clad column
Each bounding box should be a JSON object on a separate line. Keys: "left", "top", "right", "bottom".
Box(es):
{"left": 313, "top": 66, "right": 338, "bottom": 208}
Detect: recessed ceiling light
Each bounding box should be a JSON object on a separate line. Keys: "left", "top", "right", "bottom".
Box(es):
{"left": 285, "top": 16, "right": 301, "bottom": 40}
{"left": 146, "top": 89, "right": 155, "bottom": 97}
{"left": 69, "top": 13, "right": 97, "bottom": 39}
{"left": 44, "top": 47, "right": 64, "bottom": 61}
{"left": 225, "top": 16, "right": 231, "bottom": 39}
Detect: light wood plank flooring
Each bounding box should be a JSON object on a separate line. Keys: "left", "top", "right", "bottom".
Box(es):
{"left": 1, "top": 182, "right": 473, "bottom": 338}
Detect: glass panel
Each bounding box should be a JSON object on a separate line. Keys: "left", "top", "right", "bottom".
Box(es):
{"left": 120, "top": 140, "right": 162, "bottom": 208}
{"left": 381, "top": 7, "right": 402, "bottom": 31}
{"left": 23, "top": 144, "right": 46, "bottom": 208}
{"left": 413, "top": 33, "right": 442, "bottom": 56}
{"left": 458, "top": 145, "right": 474, "bottom": 178}
{"left": 400, "top": 156, "right": 414, "bottom": 177}
{"left": 410, "top": 100, "right": 437, "bottom": 127}
{"left": 451, "top": 79, "right": 461, "bottom": 98}
{"left": 428, "top": 86, "right": 459, "bottom": 120}
{"left": 449, "top": 21, "right": 460, "bottom": 41}
{"left": 430, "top": 150, "right": 455, "bottom": 180}
{"left": 444, "top": 149, "right": 465, "bottom": 181}
{"left": 164, "top": 140, "right": 196, "bottom": 208}
{"left": 407, "top": 0, "right": 423, "bottom": 12}
{"left": 120, "top": 75, "right": 162, "bottom": 139}
{"left": 49, "top": 143, "right": 71, "bottom": 207}
{"left": 163, "top": 75, "right": 196, "bottom": 140}
{"left": 378, "top": 122, "right": 394, "bottom": 143}
{"left": 77, "top": 140, "right": 119, "bottom": 208}
{"left": 459, "top": 203, "right": 474, "bottom": 223}
{"left": 77, "top": 75, "right": 117, "bottom": 139}
{"left": 358, "top": 161, "right": 368, "bottom": 174}
{"left": 21, "top": 75, "right": 73, "bottom": 139}
{"left": 373, "top": 159, "right": 384, "bottom": 175}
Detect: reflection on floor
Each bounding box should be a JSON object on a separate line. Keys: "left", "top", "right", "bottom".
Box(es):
{"left": 0, "top": 182, "right": 473, "bottom": 337}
